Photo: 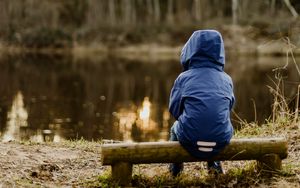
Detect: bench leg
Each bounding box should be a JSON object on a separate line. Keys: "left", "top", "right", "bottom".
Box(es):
{"left": 257, "top": 154, "right": 282, "bottom": 172}
{"left": 112, "top": 162, "right": 132, "bottom": 185}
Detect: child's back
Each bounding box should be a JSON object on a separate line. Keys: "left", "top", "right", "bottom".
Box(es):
{"left": 169, "top": 30, "right": 235, "bottom": 160}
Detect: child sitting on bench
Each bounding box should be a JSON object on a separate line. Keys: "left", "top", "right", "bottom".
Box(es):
{"left": 169, "top": 30, "right": 235, "bottom": 176}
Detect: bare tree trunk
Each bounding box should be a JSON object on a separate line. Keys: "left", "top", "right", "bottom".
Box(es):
{"left": 131, "top": 0, "right": 137, "bottom": 26}
{"left": 153, "top": 0, "right": 160, "bottom": 23}
{"left": 176, "top": 1, "right": 187, "bottom": 23}
{"left": 194, "top": 0, "right": 202, "bottom": 22}
{"left": 167, "top": 0, "right": 174, "bottom": 24}
{"left": 270, "top": 0, "right": 276, "bottom": 16}
{"left": 283, "top": 0, "right": 298, "bottom": 18}
{"left": 146, "top": 0, "right": 153, "bottom": 24}
{"left": 201, "top": 0, "right": 208, "bottom": 20}
{"left": 108, "top": 0, "right": 116, "bottom": 26}
{"left": 123, "top": 0, "right": 131, "bottom": 25}
{"left": 216, "top": 0, "right": 222, "bottom": 17}
{"left": 0, "top": 0, "right": 9, "bottom": 31}
{"left": 86, "top": 0, "right": 104, "bottom": 29}
{"left": 232, "top": 0, "right": 238, "bottom": 25}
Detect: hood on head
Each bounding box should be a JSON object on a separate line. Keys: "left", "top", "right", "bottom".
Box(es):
{"left": 180, "top": 30, "right": 225, "bottom": 71}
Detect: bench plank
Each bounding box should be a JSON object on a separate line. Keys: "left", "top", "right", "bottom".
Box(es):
{"left": 101, "top": 137, "right": 288, "bottom": 165}
{"left": 101, "top": 137, "right": 288, "bottom": 185}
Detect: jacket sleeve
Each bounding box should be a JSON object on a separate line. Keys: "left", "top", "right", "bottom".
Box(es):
{"left": 169, "top": 77, "right": 183, "bottom": 120}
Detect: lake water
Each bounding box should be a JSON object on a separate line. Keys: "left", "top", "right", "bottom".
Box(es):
{"left": 0, "top": 54, "right": 299, "bottom": 142}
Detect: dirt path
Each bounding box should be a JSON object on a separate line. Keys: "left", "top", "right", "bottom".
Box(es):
{"left": 0, "top": 142, "right": 106, "bottom": 187}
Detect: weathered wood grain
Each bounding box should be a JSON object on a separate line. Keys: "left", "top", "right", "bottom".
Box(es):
{"left": 101, "top": 137, "right": 288, "bottom": 165}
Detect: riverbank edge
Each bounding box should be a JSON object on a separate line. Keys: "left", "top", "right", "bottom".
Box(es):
{"left": 0, "top": 41, "right": 299, "bottom": 61}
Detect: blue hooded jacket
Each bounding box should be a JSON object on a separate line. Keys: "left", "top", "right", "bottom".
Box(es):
{"left": 169, "top": 30, "right": 235, "bottom": 159}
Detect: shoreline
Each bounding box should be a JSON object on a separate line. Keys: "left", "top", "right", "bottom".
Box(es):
{"left": 0, "top": 41, "right": 299, "bottom": 61}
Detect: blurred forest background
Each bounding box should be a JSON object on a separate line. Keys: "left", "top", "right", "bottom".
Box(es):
{"left": 0, "top": 0, "right": 299, "bottom": 49}
{"left": 0, "top": 0, "right": 300, "bottom": 142}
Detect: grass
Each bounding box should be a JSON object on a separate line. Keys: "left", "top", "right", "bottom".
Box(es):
{"left": 59, "top": 138, "right": 103, "bottom": 153}
{"left": 82, "top": 171, "right": 118, "bottom": 188}
{"left": 93, "top": 161, "right": 294, "bottom": 187}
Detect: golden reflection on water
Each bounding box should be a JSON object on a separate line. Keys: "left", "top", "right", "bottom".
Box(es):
{"left": 1, "top": 93, "right": 170, "bottom": 142}
{"left": 2, "top": 91, "right": 28, "bottom": 142}
{"left": 115, "top": 97, "right": 171, "bottom": 141}
{"left": 137, "top": 97, "right": 155, "bottom": 131}
{"left": 116, "top": 107, "right": 137, "bottom": 142}
{"left": 139, "top": 97, "right": 151, "bottom": 121}
{"left": 1, "top": 91, "right": 63, "bottom": 143}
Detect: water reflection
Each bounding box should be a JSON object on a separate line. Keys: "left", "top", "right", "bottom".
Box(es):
{"left": 2, "top": 91, "right": 28, "bottom": 142}
{"left": 1, "top": 90, "right": 64, "bottom": 142}
{"left": 139, "top": 97, "right": 151, "bottom": 125}
{"left": 135, "top": 97, "right": 158, "bottom": 140}
{"left": 114, "top": 97, "right": 169, "bottom": 142}
{"left": 115, "top": 104, "right": 137, "bottom": 142}
{"left": 0, "top": 54, "right": 299, "bottom": 142}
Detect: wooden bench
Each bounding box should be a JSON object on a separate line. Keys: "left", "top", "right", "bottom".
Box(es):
{"left": 101, "top": 137, "right": 288, "bottom": 185}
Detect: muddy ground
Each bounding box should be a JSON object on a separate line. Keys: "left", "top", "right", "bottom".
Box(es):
{"left": 0, "top": 141, "right": 106, "bottom": 187}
